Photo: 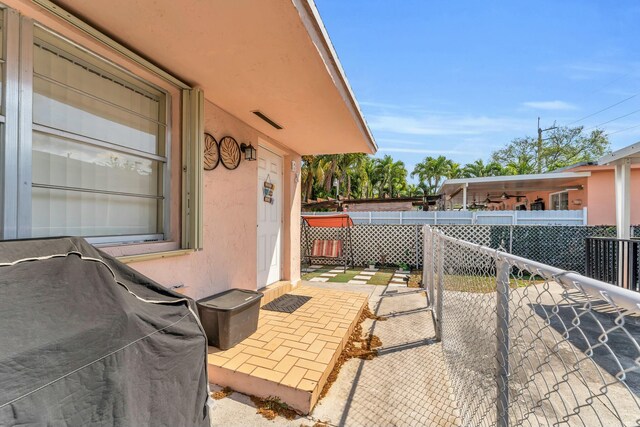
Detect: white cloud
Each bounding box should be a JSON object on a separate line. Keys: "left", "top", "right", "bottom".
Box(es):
{"left": 539, "top": 62, "right": 640, "bottom": 81}
{"left": 522, "top": 100, "right": 577, "bottom": 111}
{"left": 567, "top": 63, "right": 621, "bottom": 75}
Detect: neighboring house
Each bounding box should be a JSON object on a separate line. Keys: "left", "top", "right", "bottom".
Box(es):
{"left": 0, "top": 0, "right": 376, "bottom": 299}
{"left": 438, "top": 161, "right": 640, "bottom": 226}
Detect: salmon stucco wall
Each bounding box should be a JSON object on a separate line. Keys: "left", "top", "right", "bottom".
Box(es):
{"left": 1, "top": 0, "right": 309, "bottom": 298}
{"left": 282, "top": 153, "right": 302, "bottom": 285}
{"left": 126, "top": 100, "right": 302, "bottom": 300}
{"left": 586, "top": 168, "right": 640, "bottom": 226}
{"left": 587, "top": 170, "right": 614, "bottom": 225}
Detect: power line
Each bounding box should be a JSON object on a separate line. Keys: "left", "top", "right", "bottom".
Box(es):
{"left": 586, "top": 71, "right": 635, "bottom": 97}
{"left": 565, "top": 92, "right": 638, "bottom": 126}
{"left": 585, "top": 107, "right": 640, "bottom": 131}
{"left": 606, "top": 123, "right": 640, "bottom": 136}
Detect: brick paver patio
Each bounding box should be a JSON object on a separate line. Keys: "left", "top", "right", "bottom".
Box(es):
{"left": 207, "top": 285, "right": 367, "bottom": 413}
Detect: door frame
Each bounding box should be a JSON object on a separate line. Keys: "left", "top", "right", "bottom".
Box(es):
{"left": 257, "top": 141, "right": 284, "bottom": 288}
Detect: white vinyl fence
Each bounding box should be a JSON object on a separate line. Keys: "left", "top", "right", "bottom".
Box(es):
{"left": 304, "top": 209, "right": 587, "bottom": 226}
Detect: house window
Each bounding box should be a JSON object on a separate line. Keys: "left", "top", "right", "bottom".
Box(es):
{"left": 550, "top": 191, "right": 569, "bottom": 210}
{"left": 31, "top": 28, "right": 167, "bottom": 240}
{"left": 0, "top": 8, "right": 203, "bottom": 250}
{"left": 0, "top": 10, "right": 183, "bottom": 245}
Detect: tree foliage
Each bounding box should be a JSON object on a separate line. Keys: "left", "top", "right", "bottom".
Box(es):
{"left": 462, "top": 159, "right": 506, "bottom": 178}
{"left": 410, "top": 156, "right": 453, "bottom": 195}
{"left": 300, "top": 126, "right": 610, "bottom": 203}
{"left": 491, "top": 126, "right": 610, "bottom": 173}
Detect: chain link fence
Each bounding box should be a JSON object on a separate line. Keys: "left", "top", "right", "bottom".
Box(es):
{"left": 303, "top": 223, "right": 624, "bottom": 272}
{"left": 303, "top": 224, "right": 422, "bottom": 267}
{"left": 423, "top": 225, "right": 640, "bottom": 427}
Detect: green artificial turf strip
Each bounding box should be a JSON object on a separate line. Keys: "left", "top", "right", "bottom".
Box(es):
{"left": 326, "top": 272, "right": 360, "bottom": 282}
{"left": 366, "top": 272, "right": 393, "bottom": 286}
{"left": 302, "top": 266, "right": 417, "bottom": 286}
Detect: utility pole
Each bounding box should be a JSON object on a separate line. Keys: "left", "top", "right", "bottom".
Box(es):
{"left": 537, "top": 117, "right": 557, "bottom": 174}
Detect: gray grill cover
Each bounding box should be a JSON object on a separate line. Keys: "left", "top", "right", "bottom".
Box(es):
{"left": 0, "top": 237, "right": 209, "bottom": 427}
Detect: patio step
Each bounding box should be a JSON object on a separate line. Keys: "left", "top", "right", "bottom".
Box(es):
{"left": 259, "top": 281, "right": 294, "bottom": 306}
{"left": 206, "top": 285, "right": 368, "bottom": 414}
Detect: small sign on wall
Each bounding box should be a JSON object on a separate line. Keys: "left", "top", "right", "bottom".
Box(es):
{"left": 263, "top": 176, "right": 275, "bottom": 204}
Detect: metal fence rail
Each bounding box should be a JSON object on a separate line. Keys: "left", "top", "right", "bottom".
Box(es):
{"left": 585, "top": 237, "right": 640, "bottom": 292}
{"left": 423, "top": 225, "right": 640, "bottom": 427}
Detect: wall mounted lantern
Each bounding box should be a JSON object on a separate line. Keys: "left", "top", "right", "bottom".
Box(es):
{"left": 240, "top": 143, "right": 257, "bottom": 161}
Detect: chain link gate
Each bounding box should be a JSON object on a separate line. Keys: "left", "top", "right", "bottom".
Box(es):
{"left": 423, "top": 225, "right": 640, "bottom": 427}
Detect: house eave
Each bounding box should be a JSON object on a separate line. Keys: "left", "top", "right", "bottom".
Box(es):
{"left": 46, "top": 0, "right": 377, "bottom": 156}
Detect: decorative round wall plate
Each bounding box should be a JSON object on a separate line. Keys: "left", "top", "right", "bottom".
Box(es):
{"left": 203, "top": 133, "right": 219, "bottom": 170}
{"left": 219, "top": 136, "right": 241, "bottom": 170}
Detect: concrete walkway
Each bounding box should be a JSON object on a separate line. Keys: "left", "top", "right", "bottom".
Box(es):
{"left": 209, "top": 282, "right": 459, "bottom": 427}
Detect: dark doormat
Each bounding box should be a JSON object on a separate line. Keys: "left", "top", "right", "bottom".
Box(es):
{"left": 262, "top": 294, "right": 312, "bottom": 313}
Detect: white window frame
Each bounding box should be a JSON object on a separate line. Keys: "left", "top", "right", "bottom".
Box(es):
{"left": 549, "top": 190, "right": 569, "bottom": 211}
{"left": 32, "top": 24, "right": 171, "bottom": 244}
{"left": 0, "top": 4, "right": 203, "bottom": 251}
{"left": 1, "top": 8, "right": 21, "bottom": 239}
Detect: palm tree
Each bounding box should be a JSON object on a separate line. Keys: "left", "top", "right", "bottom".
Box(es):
{"left": 505, "top": 154, "right": 536, "bottom": 175}
{"left": 447, "top": 162, "right": 463, "bottom": 179}
{"left": 351, "top": 155, "right": 376, "bottom": 198}
{"left": 361, "top": 156, "right": 377, "bottom": 198}
{"left": 335, "top": 153, "right": 367, "bottom": 199}
{"left": 373, "top": 155, "right": 407, "bottom": 198}
{"left": 410, "top": 156, "right": 453, "bottom": 195}
{"left": 301, "top": 155, "right": 332, "bottom": 201}
{"left": 463, "top": 159, "right": 507, "bottom": 178}
{"left": 463, "top": 159, "right": 486, "bottom": 178}
{"left": 301, "top": 155, "right": 316, "bottom": 202}
{"left": 403, "top": 184, "right": 423, "bottom": 197}
{"left": 321, "top": 155, "right": 338, "bottom": 194}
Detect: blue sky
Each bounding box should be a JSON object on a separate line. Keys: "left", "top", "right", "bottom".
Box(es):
{"left": 315, "top": 0, "right": 640, "bottom": 177}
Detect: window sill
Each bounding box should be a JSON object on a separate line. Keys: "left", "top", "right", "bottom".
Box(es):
{"left": 99, "top": 240, "right": 193, "bottom": 263}
{"left": 116, "top": 248, "right": 194, "bottom": 264}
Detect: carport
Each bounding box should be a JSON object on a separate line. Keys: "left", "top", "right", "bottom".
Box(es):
{"left": 438, "top": 172, "right": 590, "bottom": 210}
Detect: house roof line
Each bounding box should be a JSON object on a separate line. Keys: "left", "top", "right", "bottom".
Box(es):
{"left": 598, "top": 141, "right": 640, "bottom": 165}
{"left": 548, "top": 161, "right": 596, "bottom": 173}
{"left": 438, "top": 171, "right": 592, "bottom": 195}
{"left": 297, "top": 0, "right": 378, "bottom": 154}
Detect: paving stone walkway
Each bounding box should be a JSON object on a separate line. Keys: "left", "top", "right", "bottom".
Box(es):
{"left": 304, "top": 265, "right": 402, "bottom": 287}
{"left": 346, "top": 267, "right": 408, "bottom": 286}
{"left": 209, "top": 282, "right": 460, "bottom": 427}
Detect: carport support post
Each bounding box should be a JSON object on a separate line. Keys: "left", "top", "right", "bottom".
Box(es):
{"left": 615, "top": 159, "right": 631, "bottom": 288}
{"left": 615, "top": 159, "right": 631, "bottom": 240}
{"left": 462, "top": 183, "right": 468, "bottom": 211}
{"left": 495, "top": 257, "right": 510, "bottom": 427}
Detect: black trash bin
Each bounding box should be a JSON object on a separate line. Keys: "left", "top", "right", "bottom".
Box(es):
{"left": 196, "top": 289, "right": 263, "bottom": 350}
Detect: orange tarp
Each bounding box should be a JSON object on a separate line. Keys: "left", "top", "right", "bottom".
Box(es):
{"left": 302, "top": 214, "right": 354, "bottom": 228}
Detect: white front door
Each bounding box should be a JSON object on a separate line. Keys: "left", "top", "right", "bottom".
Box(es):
{"left": 257, "top": 146, "right": 283, "bottom": 288}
